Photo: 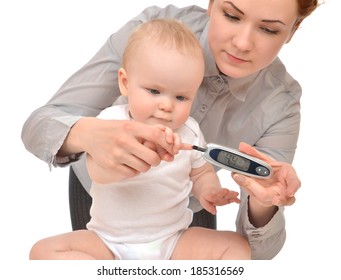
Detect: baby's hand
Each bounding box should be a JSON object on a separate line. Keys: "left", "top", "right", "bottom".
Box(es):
{"left": 155, "top": 124, "right": 183, "bottom": 155}
{"left": 143, "top": 125, "right": 183, "bottom": 162}
{"left": 200, "top": 188, "right": 240, "bottom": 215}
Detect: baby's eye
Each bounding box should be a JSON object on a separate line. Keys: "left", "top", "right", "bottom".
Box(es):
{"left": 147, "top": 88, "right": 160, "bottom": 95}
{"left": 176, "top": 96, "right": 187, "bottom": 101}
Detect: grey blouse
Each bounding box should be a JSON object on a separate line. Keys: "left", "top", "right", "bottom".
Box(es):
{"left": 22, "top": 5, "right": 301, "bottom": 259}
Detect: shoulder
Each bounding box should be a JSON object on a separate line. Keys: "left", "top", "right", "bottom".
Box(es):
{"left": 136, "top": 5, "right": 207, "bottom": 20}
{"left": 133, "top": 5, "right": 209, "bottom": 37}
{"left": 109, "top": 5, "right": 208, "bottom": 60}
{"left": 263, "top": 57, "right": 302, "bottom": 100}
{"left": 97, "top": 104, "right": 129, "bottom": 120}
{"left": 178, "top": 117, "right": 206, "bottom": 146}
{"left": 116, "top": 5, "right": 207, "bottom": 30}
{"left": 183, "top": 116, "right": 201, "bottom": 135}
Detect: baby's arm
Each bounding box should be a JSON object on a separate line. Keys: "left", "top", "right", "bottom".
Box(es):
{"left": 190, "top": 163, "right": 240, "bottom": 215}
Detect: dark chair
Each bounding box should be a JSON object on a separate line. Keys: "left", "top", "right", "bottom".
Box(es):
{"left": 69, "top": 167, "right": 216, "bottom": 230}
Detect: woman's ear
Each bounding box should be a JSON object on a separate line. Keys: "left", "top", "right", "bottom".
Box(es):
{"left": 207, "top": 0, "right": 214, "bottom": 16}
{"left": 286, "top": 20, "right": 301, "bottom": 43}
{"left": 118, "top": 67, "right": 128, "bottom": 96}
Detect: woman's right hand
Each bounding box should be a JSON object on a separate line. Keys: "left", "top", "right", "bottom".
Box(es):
{"left": 59, "top": 117, "right": 179, "bottom": 181}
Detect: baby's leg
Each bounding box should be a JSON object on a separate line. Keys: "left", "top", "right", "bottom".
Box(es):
{"left": 171, "top": 227, "right": 251, "bottom": 260}
{"left": 29, "top": 230, "right": 114, "bottom": 260}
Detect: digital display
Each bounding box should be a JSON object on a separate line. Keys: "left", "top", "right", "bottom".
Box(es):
{"left": 217, "top": 150, "right": 250, "bottom": 171}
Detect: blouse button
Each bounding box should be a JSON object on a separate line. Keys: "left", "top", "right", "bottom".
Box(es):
{"left": 200, "top": 105, "right": 207, "bottom": 112}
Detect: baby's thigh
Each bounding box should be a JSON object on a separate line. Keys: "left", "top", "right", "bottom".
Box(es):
{"left": 58, "top": 229, "right": 115, "bottom": 259}
{"left": 30, "top": 230, "right": 114, "bottom": 260}
{"left": 170, "top": 227, "right": 251, "bottom": 260}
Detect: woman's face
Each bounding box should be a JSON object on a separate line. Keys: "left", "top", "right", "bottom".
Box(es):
{"left": 207, "top": 0, "right": 299, "bottom": 78}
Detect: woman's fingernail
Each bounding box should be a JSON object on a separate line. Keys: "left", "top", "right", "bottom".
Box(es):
{"left": 234, "top": 174, "right": 245, "bottom": 183}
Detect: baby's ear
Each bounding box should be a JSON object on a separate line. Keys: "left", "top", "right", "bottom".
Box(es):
{"left": 118, "top": 68, "right": 129, "bottom": 96}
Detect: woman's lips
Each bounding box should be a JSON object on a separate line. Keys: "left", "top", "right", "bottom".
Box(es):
{"left": 226, "top": 52, "right": 249, "bottom": 64}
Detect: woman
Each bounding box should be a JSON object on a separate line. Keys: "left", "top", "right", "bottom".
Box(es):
{"left": 21, "top": 0, "right": 319, "bottom": 259}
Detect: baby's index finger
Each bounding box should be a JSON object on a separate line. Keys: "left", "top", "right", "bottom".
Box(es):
{"left": 159, "top": 126, "right": 174, "bottom": 144}
{"left": 179, "top": 143, "right": 194, "bottom": 150}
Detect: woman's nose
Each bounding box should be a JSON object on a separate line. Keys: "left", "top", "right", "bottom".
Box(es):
{"left": 232, "top": 25, "right": 254, "bottom": 52}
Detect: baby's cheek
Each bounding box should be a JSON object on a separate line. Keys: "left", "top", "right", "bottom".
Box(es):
{"left": 176, "top": 108, "right": 191, "bottom": 125}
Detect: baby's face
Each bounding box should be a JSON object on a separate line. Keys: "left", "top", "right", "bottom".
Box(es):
{"left": 121, "top": 44, "right": 204, "bottom": 130}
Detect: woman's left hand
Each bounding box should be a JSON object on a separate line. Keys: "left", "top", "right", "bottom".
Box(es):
{"left": 231, "top": 142, "right": 301, "bottom": 207}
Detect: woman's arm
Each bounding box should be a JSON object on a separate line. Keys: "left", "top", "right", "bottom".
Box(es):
{"left": 232, "top": 142, "right": 301, "bottom": 259}
{"left": 21, "top": 35, "right": 122, "bottom": 167}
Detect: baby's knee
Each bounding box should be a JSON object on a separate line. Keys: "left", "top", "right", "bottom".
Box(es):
{"left": 237, "top": 235, "right": 251, "bottom": 259}
{"left": 29, "top": 238, "right": 51, "bottom": 260}
{"left": 225, "top": 232, "right": 251, "bottom": 260}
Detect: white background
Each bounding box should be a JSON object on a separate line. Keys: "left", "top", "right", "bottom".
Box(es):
{"left": 1, "top": 0, "right": 340, "bottom": 278}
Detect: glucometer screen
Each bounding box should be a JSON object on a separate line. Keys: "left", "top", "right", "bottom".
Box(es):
{"left": 216, "top": 150, "right": 250, "bottom": 171}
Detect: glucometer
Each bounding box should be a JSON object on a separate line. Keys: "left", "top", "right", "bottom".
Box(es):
{"left": 192, "top": 143, "right": 272, "bottom": 179}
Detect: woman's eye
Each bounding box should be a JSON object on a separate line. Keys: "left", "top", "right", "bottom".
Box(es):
{"left": 147, "top": 89, "right": 160, "bottom": 95}
{"left": 223, "top": 12, "right": 240, "bottom": 22}
{"left": 261, "top": 27, "right": 279, "bottom": 35}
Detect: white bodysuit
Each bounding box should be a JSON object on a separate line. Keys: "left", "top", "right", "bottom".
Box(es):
{"left": 86, "top": 104, "right": 207, "bottom": 259}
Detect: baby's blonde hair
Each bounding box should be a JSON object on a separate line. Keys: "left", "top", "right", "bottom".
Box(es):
{"left": 122, "top": 19, "right": 204, "bottom": 69}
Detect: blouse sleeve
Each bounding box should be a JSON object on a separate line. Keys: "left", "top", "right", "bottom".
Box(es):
{"left": 236, "top": 189, "right": 286, "bottom": 259}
